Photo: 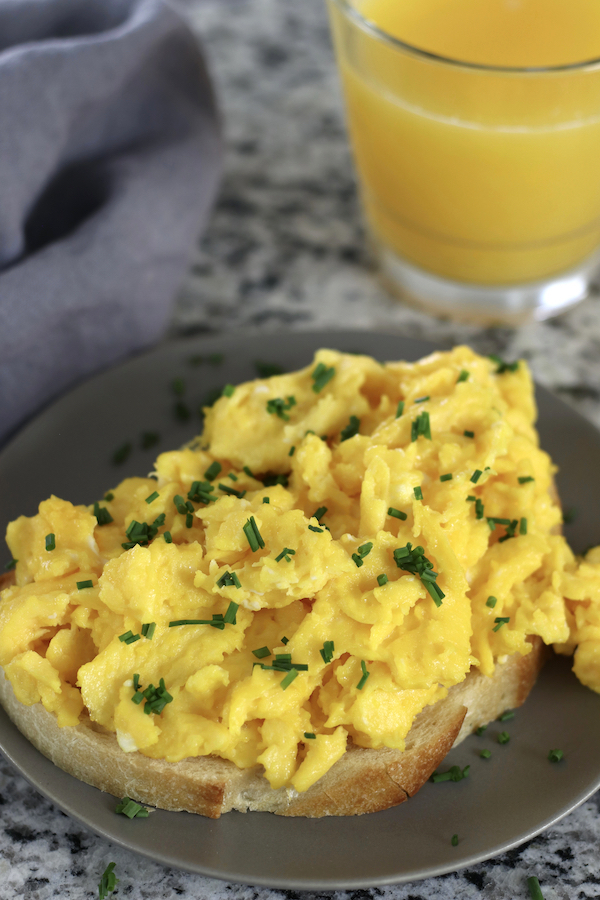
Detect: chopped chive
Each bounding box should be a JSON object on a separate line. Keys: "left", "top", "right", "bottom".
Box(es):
{"left": 320, "top": 640, "right": 335, "bottom": 663}
{"left": 168, "top": 619, "right": 225, "bottom": 630}
{"left": 227, "top": 473, "right": 238, "bottom": 482}
{"left": 498, "top": 731, "right": 510, "bottom": 744}
{"left": 527, "top": 876, "right": 545, "bottom": 900}
{"left": 218, "top": 483, "right": 247, "bottom": 499}
{"left": 520, "top": 517, "right": 528, "bottom": 535}
{"left": 476, "top": 725, "right": 487, "bottom": 736}
{"left": 518, "top": 476, "right": 535, "bottom": 484}
{"left": 311, "top": 362, "right": 335, "bottom": 393}
{"left": 480, "top": 749, "right": 492, "bottom": 759}
{"left": 377, "top": 573, "right": 388, "bottom": 587}
{"left": 357, "top": 659, "right": 370, "bottom": 690}
{"left": 313, "top": 506, "right": 328, "bottom": 521}
{"left": 252, "top": 647, "right": 271, "bottom": 659}
{"left": 308, "top": 524, "right": 323, "bottom": 533}
{"left": 262, "top": 497, "right": 270, "bottom": 504}
{"left": 115, "top": 797, "right": 149, "bottom": 819}
{"left": 498, "top": 519, "right": 519, "bottom": 543}
{"left": 209, "top": 353, "right": 224, "bottom": 366}
{"left": 280, "top": 668, "right": 299, "bottom": 689}
{"left": 457, "top": 370, "right": 469, "bottom": 383}
{"left": 451, "top": 834, "right": 459, "bottom": 847}
{"left": 464, "top": 430, "right": 475, "bottom": 438}
{"left": 487, "top": 519, "right": 496, "bottom": 531}
{"left": 77, "top": 580, "right": 94, "bottom": 590}
{"left": 395, "top": 401, "right": 404, "bottom": 418}
{"left": 493, "top": 616, "right": 510, "bottom": 631}
{"left": 45, "top": 533, "right": 56, "bottom": 551}
{"left": 163, "top": 531, "right": 172, "bottom": 543}
{"left": 352, "top": 553, "right": 364, "bottom": 568}
{"left": 489, "top": 354, "right": 519, "bottom": 374}
{"left": 266, "top": 395, "right": 296, "bottom": 420}
{"left": 413, "top": 486, "right": 423, "bottom": 501}
{"left": 204, "top": 461, "right": 222, "bottom": 482}
{"left": 289, "top": 446, "right": 295, "bottom": 457}
{"left": 357, "top": 542, "right": 373, "bottom": 558}
{"left": 467, "top": 495, "right": 476, "bottom": 502}
{"left": 486, "top": 596, "right": 498, "bottom": 608}
{"left": 388, "top": 507, "right": 407, "bottom": 520}
{"left": 118, "top": 630, "right": 140, "bottom": 644}
{"left": 470, "top": 469, "right": 482, "bottom": 483}
{"left": 4, "top": 558, "right": 17, "bottom": 571}
{"left": 174, "top": 401, "right": 191, "bottom": 422}
{"left": 217, "top": 571, "right": 242, "bottom": 589}
{"left": 145, "top": 491, "right": 159, "bottom": 505}
{"left": 411, "top": 410, "right": 431, "bottom": 441}
{"left": 304, "top": 732, "right": 316, "bottom": 740}
{"left": 141, "top": 622, "right": 156, "bottom": 640}
{"left": 281, "top": 636, "right": 289, "bottom": 645}
{"left": 498, "top": 710, "right": 514, "bottom": 722}
{"left": 340, "top": 415, "right": 360, "bottom": 442}
{"left": 133, "top": 673, "right": 141, "bottom": 692}
{"left": 431, "top": 765, "right": 470, "bottom": 783}
{"left": 172, "top": 377, "right": 185, "bottom": 396}
{"left": 275, "top": 547, "right": 295, "bottom": 562}
{"left": 93, "top": 502, "right": 114, "bottom": 526}
{"left": 223, "top": 601, "right": 239, "bottom": 625}
{"left": 222, "top": 384, "right": 235, "bottom": 397}
{"left": 243, "top": 465, "right": 256, "bottom": 479}
{"left": 243, "top": 517, "right": 262, "bottom": 552}
{"left": 112, "top": 442, "right": 132, "bottom": 465}
{"left": 440, "top": 473, "right": 453, "bottom": 482}
{"left": 255, "top": 361, "right": 285, "bottom": 378}
{"left": 414, "top": 395, "right": 429, "bottom": 403}
{"left": 563, "top": 507, "right": 577, "bottom": 524}
{"left": 475, "top": 498, "right": 484, "bottom": 519}
{"left": 141, "top": 431, "right": 160, "bottom": 450}
{"left": 98, "top": 862, "right": 119, "bottom": 900}
{"left": 104, "top": 492, "right": 114, "bottom": 501}
{"left": 185, "top": 512, "right": 194, "bottom": 528}
{"left": 548, "top": 749, "right": 564, "bottom": 763}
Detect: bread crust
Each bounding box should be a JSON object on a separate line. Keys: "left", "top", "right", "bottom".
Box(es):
{"left": 0, "top": 560, "right": 546, "bottom": 820}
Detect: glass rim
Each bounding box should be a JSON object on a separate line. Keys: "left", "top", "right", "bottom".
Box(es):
{"left": 329, "top": 0, "right": 600, "bottom": 74}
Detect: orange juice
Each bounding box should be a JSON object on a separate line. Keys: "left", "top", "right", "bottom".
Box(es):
{"left": 328, "top": 0, "right": 600, "bottom": 285}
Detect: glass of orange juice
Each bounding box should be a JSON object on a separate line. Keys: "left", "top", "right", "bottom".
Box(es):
{"left": 326, "top": 0, "right": 600, "bottom": 324}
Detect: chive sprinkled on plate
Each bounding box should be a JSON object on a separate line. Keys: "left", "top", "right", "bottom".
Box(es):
{"left": 394, "top": 543, "right": 444, "bottom": 606}
{"left": 451, "top": 834, "right": 459, "bottom": 846}
{"left": 311, "top": 362, "right": 335, "bottom": 393}
{"left": 548, "top": 749, "right": 564, "bottom": 763}
{"left": 222, "top": 384, "right": 235, "bottom": 397}
{"left": 320, "top": 641, "right": 335, "bottom": 663}
{"left": 498, "top": 731, "right": 510, "bottom": 744}
{"left": 204, "top": 461, "right": 222, "bottom": 482}
{"left": 498, "top": 710, "right": 514, "bottom": 721}
{"left": 493, "top": 617, "right": 510, "bottom": 631}
{"left": 457, "top": 369, "right": 469, "bottom": 383}
{"left": 527, "top": 876, "right": 545, "bottom": 900}
{"left": 396, "top": 400, "right": 404, "bottom": 418}
{"left": 77, "top": 579, "right": 93, "bottom": 590}
{"left": 340, "top": 415, "right": 360, "bottom": 441}
{"left": 388, "top": 507, "right": 407, "bottom": 520}
{"left": 252, "top": 647, "right": 271, "bottom": 659}
{"left": 137, "top": 678, "right": 173, "bottom": 716}
{"left": 475, "top": 498, "right": 484, "bottom": 519}
{"left": 104, "top": 492, "right": 114, "bottom": 502}
{"left": 115, "top": 797, "right": 149, "bottom": 819}
{"left": 174, "top": 401, "right": 191, "bottom": 422}
{"left": 171, "top": 377, "right": 185, "bottom": 396}
{"left": 112, "top": 442, "right": 132, "bottom": 465}
{"left": 431, "top": 765, "right": 469, "bottom": 783}
{"left": 141, "top": 431, "right": 160, "bottom": 450}
{"left": 498, "top": 520, "right": 519, "bottom": 542}
{"left": 141, "top": 622, "right": 156, "bottom": 640}
{"left": 255, "top": 361, "right": 284, "bottom": 378}
{"left": 486, "top": 596, "right": 498, "bottom": 608}
{"left": 475, "top": 725, "right": 487, "bottom": 736}
{"left": 411, "top": 410, "right": 431, "bottom": 441}
{"left": 93, "top": 502, "right": 114, "bottom": 525}
{"left": 357, "top": 659, "right": 370, "bottom": 690}
{"left": 98, "top": 862, "right": 119, "bottom": 900}
{"left": 518, "top": 476, "right": 535, "bottom": 484}
{"left": 145, "top": 491, "right": 159, "bottom": 504}
{"left": 440, "top": 473, "right": 453, "bottom": 482}
{"left": 45, "top": 533, "right": 55, "bottom": 551}
{"left": 275, "top": 547, "right": 295, "bottom": 562}
{"left": 480, "top": 749, "right": 492, "bottom": 759}
{"left": 377, "top": 574, "right": 388, "bottom": 586}
{"left": 489, "top": 354, "right": 519, "bottom": 374}
{"left": 4, "top": 558, "right": 17, "bottom": 571}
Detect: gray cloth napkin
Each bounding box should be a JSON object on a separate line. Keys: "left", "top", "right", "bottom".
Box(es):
{"left": 0, "top": 0, "right": 222, "bottom": 444}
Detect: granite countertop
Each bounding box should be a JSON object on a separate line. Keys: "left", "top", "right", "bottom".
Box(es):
{"left": 2, "top": 0, "right": 600, "bottom": 897}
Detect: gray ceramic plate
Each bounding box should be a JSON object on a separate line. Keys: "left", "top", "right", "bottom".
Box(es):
{"left": 1, "top": 330, "right": 600, "bottom": 890}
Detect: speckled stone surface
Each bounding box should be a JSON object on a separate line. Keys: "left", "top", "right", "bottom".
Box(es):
{"left": 2, "top": 0, "right": 600, "bottom": 897}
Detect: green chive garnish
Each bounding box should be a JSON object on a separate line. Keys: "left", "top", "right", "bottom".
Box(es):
{"left": 352, "top": 553, "right": 364, "bottom": 567}
{"left": 172, "top": 377, "right": 185, "bottom": 396}
{"left": 104, "top": 492, "right": 115, "bottom": 502}
{"left": 77, "top": 580, "right": 93, "bottom": 590}
{"left": 356, "top": 659, "right": 370, "bottom": 690}
{"left": 470, "top": 469, "right": 482, "bottom": 483}
{"left": 275, "top": 547, "right": 295, "bottom": 562}
{"left": 311, "top": 362, "right": 335, "bottom": 393}
{"left": 377, "top": 574, "right": 388, "bottom": 586}
{"left": 480, "top": 749, "right": 492, "bottom": 759}
{"left": 141, "top": 622, "right": 156, "bottom": 640}
{"left": 112, "top": 442, "right": 132, "bottom": 465}
{"left": 396, "top": 401, "right": 404, "bottom": 418}
{"left": 476, "top": 725, "right": 487, "bottom": 736}
{"left": 255, "top": 361, "right": 284, "bottom": 378}
{"left": 227, "top": 473, "right": 238, "bottom": 481}
{"left": 115, "top": 797, "right": 149, "bottom": 819}
{"left": 222, "top": 384, "right": 235, "bottom": 397}
{"left": 118, "top": 630, "right": 140, "bottom": 644}
{"left": 266, "top": 396, "right": 297, "bottom": 420}
{"left": 493, "top": 617, "right": 510, "bottom": 632}
{"left": 520, "top": 517, "right": 528, "bottom": 535}
{"left": 93, "top": 502, "right": 114, "bottom": 526}
{"left": 281, "top": 668, "right": 299, "bottom": 689}
{"left": 440, "top": 473, "right": 453, "bottom": 482}
{"left": 457, "top": 370, "right": 469, "bottom": 383}
{"left": 141, "top": 431, "right": 160, "bottom": 450}
{"left": 168, "top": 618, "right": 225, "bottom": 630}
{"left": 313, "top": 506, "right": 328, "bottom": 521}
{"left": 340, "top": 415, "right": 360, "bottom": 442}
{"left": 304, "top": 732, "right": 316, "bottom": 740}
{"left": 308, "top": 524, "right": 323, "bottom": 533}
{"left": 486, "top": 596, "right": 497, "bottom": 608}
{"left": 388, "top": 507, "right": 407, "bottom": 520}
{"left": 431, "top": 765, "right": 470, "bottom": 783}
{"left": 163, "top": 531, "right": 172, "bottom": 543}
{"left": 411, "top": 410, "right": 431, "bottom": 441}
{"left": 4, "top": 558, "right": 17, "bottom": 571}
{"left": 243, "top": 516, "right": 265, "bottom": 552}
{"left": 451, "top": 834, "right": 459, "bottom": 846}
{"left": 357, "top": 542, "right": 373, "bottom": 558}
{"left": 289, "top": 446, "right": 295, "bottom": 457}
{"left": 498, "top": 710, "right": 514, "bottom": 721}
{"left": 45, "top": 533, "right": 56, "bottom": 551}
{"left": 518, "top": 476, "right": 535, "bottom": 484}
{"left": 223, "top": 601, "right": 239, "bottom": 625}
{"left": 262, "top": 497, "right": 270, "bottom": 504}
{"left": 498, "top": 731, "right": 510, "bottom": 744}
{"left": 527, "top": 876, "right": 545, "bottom": 900}
{"left": 217, "top": 571, "right": 242, "bottom": 589}
{"left": 218, "top": 483, "right": 246, "bottom": 499}
{"left": 414, "top": 395, "right": 429, "bottom": 404}
{"left": 320, "top": 641, "right": 335, "bottom": 663}
{"left": 489, "top": 354, "right": 519, "bottom": 374}
{"left": 413, "top": 486, "right": 423, "bottom": 501}
{"left": 464, "top": 430, "right": 474, "bottom": 438}
{"left": 204, "top": 461, "right": 222, "bottom": 482}
{"left": 145, "top": 491, "right": 159, "bottom": 504}
{"left": 173, "top": 401, "right": 191, "bottom": 422}
{"left": 281, "top": 636, "right": 289, "bottom": 645}
{"left": 548, "top": 749, "right": 564, "bottom": 763}
{"left": 98, "top": 862, "right": 119, "bottom": 900}
{"left": 252, "top": 647, "right": 271, "bottom": 659}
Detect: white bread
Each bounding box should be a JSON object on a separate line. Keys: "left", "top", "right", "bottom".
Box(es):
{"left": 0, "top": 565, "right": 545, "bottom": 820}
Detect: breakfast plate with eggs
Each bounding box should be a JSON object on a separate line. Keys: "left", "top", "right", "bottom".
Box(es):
{"left": 1, "top": 329, "right": 600, "bottom": 889}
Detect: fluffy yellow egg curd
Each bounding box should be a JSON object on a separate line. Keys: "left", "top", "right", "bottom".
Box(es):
{"left": 2, "top": 347, "right": 600, "bottom": 794}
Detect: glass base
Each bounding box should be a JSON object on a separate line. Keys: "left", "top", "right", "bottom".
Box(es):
{"left": 373, "top": 239, "right": 600, "bottom": 326}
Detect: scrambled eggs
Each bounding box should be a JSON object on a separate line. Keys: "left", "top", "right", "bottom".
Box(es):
{"left": 2, "top": 347, "right": 600, "bottom": 793}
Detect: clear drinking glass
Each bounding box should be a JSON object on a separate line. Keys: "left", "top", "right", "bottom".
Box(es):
{"left": 327, "top": 0, "right": 600, "bottom": 325}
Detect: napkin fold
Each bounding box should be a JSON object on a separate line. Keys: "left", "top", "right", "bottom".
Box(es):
{"left": 0, "top": 0, "right": 222, "bottom": 444}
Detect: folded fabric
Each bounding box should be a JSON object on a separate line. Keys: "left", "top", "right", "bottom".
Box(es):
{"left": 0, "top": 0, "right": 222, "bottom": 444}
